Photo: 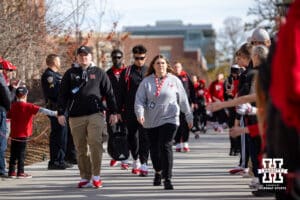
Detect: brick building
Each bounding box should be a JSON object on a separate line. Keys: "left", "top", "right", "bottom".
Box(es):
{"left": 122, "top": 20, "right": 216, "bottom": 74}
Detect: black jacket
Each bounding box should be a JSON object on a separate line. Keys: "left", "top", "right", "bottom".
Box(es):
{"left": 41, "top": 68, "right": 62, "bottom": 109}
{"left": 176, "top": 71, "right": 196, "bottom": 104}
{"left": 0, "top": 73, "right": 11, "bottom": 111}
{"left": 119, "top": 64, "right": 147, "bottom": 120}
{"left": 57, "top": 65, "right": 117, "bottom": 117}
{"left": 106, "top": 66, "right": 126, "bottom": 113}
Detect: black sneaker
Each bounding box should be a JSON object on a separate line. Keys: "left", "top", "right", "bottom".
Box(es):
{"left": 164, "top": 179, "right": 174, "bottom": 190}
{"left": 64, "top": 162, "right": 74, "bottom": 168}
{"left": 153, "top": 173, "right": 162, "bottom": 186}
{"left": 48, "top": 163, "right": 66, "bottom": 170}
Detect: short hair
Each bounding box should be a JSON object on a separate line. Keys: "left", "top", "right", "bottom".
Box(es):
{"left": 46, "top": 54, "right": 59, "bottom": 66}
{"left": 236, "top": 43, "right": 253, "bottom": 59}
{"left": 111, "top": 49, "right": 123, "bottom": 57}
{"left": 252, "top": 45, "right": 269, "bottom": 63}
{"left": 132, "top": 45, "right": 147, "bottom": 54}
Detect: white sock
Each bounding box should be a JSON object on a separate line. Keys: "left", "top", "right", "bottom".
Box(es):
{"left": 93, "top": 176, "right": 100, "bottom": 181}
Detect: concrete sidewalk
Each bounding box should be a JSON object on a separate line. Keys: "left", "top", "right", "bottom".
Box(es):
{"left": 0, "top": 131, "right": 274, "bottom": 200}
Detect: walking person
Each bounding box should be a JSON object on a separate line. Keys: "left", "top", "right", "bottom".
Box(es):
{"left": 119, "top": 45, "right": 150, "bottom": 176}
{"left": 57, "top": 45, "right": 118, "bottom": 188}
{"left": 7, "top": 86, "right": 57, "bottom": 178}
{"left": 0, "top": 64, "right": 11, "bottom": 177}
{"left": 135, "top": 54, "right": 193, "bottom": 190}
{"left": 173, "top": 62, "right": 196, "bottom": 152}
{"left": 106, "top": 49, "right": 129, "bottom": 169}
{"left": 41, "top": 54, "right": 72, "bottom": 170}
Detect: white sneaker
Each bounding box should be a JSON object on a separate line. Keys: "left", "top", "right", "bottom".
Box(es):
{"left": 175, "top": 143, "right": 182, "bottom": 152}
{"left": 140, "top": 164, "right": 148, "bottom": 176}
{"left": 132, "top": 160, "right": 141, "bottom": 175}
{"left": 249, "top": 177, "right": 262, "bottom": 189}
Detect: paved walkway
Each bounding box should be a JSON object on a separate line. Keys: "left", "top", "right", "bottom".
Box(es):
{"left": 0, "top": 131, "right": 275, "bottom": 200}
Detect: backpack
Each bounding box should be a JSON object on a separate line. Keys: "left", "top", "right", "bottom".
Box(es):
{"left": 107, "top": 123, "right": 129, "bottom": 161}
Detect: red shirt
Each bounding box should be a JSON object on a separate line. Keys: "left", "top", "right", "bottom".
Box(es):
{"left": 7, "top": 101, "right": 40, "bottom": 138}
{"left": 270, "top": 0, "right": 300, "bottom": 132}
{"left": 209, "top": 80, "right": 224, "bottom": 102}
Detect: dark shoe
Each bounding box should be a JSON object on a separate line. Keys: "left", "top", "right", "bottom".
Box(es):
{"left": 64, "top": 162, "right": 74, "bottom": 168}
{"left": 65, "top": 159, "right": 77, "bottom": 165}
{"left": 48, "top": 163, "right": 67, "bottom": 170}
{"left": 153, "top": 173, "right": 162, "bottom": 186}
{"left": 164, "top": 179, "right": 174, "bottom": 190}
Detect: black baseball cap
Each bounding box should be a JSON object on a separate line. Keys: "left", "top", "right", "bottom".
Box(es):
{"left": 77, "top": 45, "right": 92, "bottom": 55}
{"left": 16, "top": 86, "right": 28, "bottom": 98}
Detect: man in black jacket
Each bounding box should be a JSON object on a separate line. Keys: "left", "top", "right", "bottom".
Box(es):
{"left": 119, "top": 45, "right": 150, "bottom": 176}
{"left": 106, "top": 49, "right": 129, "bottom": 169}
{"left": 0, "top": 64, "right": 11, "bottom": 176}
{"left": 57, "top": 46, "right": 118, "bottom": 188}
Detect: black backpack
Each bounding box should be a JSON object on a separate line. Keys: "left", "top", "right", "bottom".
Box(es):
{"left": 107, "top": 123, "right": 129, "bottom": 161}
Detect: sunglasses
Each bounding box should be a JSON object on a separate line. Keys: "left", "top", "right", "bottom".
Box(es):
{"left": 112, "top": 56, "right": 122, "bottom": 59}
{"left": 134, "top": 56, "right": 145, "bottom": 61}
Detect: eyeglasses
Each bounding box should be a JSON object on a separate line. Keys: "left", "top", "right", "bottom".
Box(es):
{"left": 134, "top": 56, "right": 145, "bottom": 61}
{"left": 112, "top": 56, "right": 122, "bottom": 59}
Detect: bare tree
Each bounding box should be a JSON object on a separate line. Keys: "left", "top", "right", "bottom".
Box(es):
{"left": 217, "top": 17, "right": 246, "bottom": 64}
{"left": 245, "top": 0, "right": 293, "bottom": 32}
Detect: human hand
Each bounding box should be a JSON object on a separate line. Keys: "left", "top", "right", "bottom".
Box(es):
{"left": 117, "top": 114, "right": 122, "bottom": 122}
{"left": 137, "top": 117, "right": 145, "bottom": 125}
{"left": 58, "top": 115, "right": 66, "bottom": 126}
{"left": 229, "top": 126, "right": 246, "bottom": 138}
{"left": 188, "top": 122, "right": 193, "bottom": 129}
{"left": 109, "top": 114, "right": 118, "bottom": 125}
{"left": 206, "top": 102, "right": 224, "bottom": 112}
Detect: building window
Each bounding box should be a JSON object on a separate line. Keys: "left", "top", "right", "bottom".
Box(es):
{"left": 188, "top": 33, "right": 201, "bottom": 40}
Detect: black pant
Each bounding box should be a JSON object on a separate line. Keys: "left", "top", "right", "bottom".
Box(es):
{"left": 212, "top": 109, "right": 228, "bottom": 125}
{"left": 147, "top": 123, "right": 177, "bottom": 180}
{"left": 9, "top": 138, "right": 27, "bottom": 174}
{"left": 49, "top": 116, "right": 67, "bottom": 165}
{"left": 126, "top": 118, "right": 149, "bottom": 164}
{"left": 174, "top": 112, "right": 189, "bottom": 143}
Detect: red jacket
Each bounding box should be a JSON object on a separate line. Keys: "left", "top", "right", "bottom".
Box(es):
{"left": 270, "top": 0, "right": 300, "bottom": 132}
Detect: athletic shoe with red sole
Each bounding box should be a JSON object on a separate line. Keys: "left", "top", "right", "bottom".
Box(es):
{"left": 93, "top": 180, "right": 103, "bottom": 188}
{"left": 110, "top": 159, "right": 118, "bottom": 167}
{"left": 121, "top": 163, "right": 129, "bottom": 170}
{"left": 78, "top": 181, "right": 92, "bottom": 188}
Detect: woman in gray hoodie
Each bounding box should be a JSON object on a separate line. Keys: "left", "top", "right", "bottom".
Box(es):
{"left": 135, "top": 54, "right": 193, "bottom": 190}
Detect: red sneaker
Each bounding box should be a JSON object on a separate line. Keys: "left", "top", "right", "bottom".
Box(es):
{"left": 229, "top": 167, "right": 244, "bottom": 174}
{"left": 8, "top": 171, "right": 17, "bottom": 178}
{"left": 121, "top": 163, "right": 129, "bottom": 170}
{"left": 132, "top": 168, "right": 140, "bottom": 175}
{"left": 17, "top": 173, "right": 32, "bottom": 179}
{"left": 92, "top": 179, "right": 103, "bottom": 188}
{"left": 78, "top": 180, "right": 92, "bottom": 188}
{"left": 110, "top": 159, "right": 118, "bottom": 167}
{"left": 183, "top": 147, "right": 190, "bottom": 152}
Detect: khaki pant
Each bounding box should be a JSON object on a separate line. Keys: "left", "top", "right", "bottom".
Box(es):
{"left": 69, "top": 112, "right": 105, "bottom": 180}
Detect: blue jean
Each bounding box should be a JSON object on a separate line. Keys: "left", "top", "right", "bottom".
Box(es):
{"left": 0, "top": 107, "right": 7, "bottom": 174}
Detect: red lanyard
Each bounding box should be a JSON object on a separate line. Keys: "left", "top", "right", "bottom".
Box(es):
{"left": 155, "top": 76, "right": 166, "bottom": 97}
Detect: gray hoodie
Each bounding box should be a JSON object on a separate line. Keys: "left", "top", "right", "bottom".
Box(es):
{"left": 135, "top": 73, "right": 193, "bottom": 128}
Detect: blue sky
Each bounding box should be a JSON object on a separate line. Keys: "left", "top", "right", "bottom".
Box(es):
{"left": 55, "top": 0, "right": 256, "bottom": 33}
{"left": 101, "top": 0, "right": 255, "bottom": 31}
